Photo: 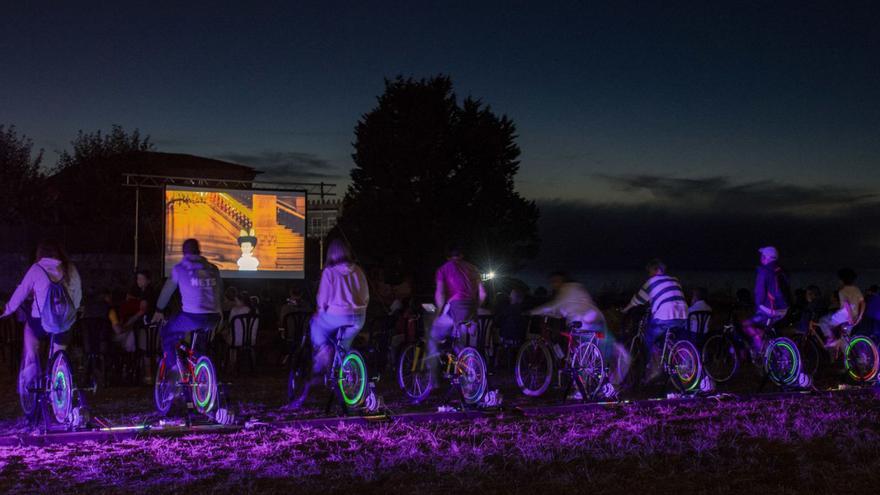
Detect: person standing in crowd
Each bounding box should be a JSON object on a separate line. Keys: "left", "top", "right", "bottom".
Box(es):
{"left": 622, "top": 259, "right": 688, "bottom": 382}
{"left": 1, "top": 240, "right": 82, "bottom": 400}
{"left": 427, "top": 245, "right": 485, "bottom": 381}
{"left": 797, "top": 285, "right": 828, "bottom": 333}
{"left": 742, "top": 246, "right": 790, "bottom": 354}
{"left": 861, "top": 285, "right": 880, "bottom": 341}
{"left": 292, "top": 238, "right": 369, "bottom": 406}
{"left": 152, "top": 239, "right": 223, "bottom": 369}
{"left": 818, "top": 268, "right": 864, "bottom": 348}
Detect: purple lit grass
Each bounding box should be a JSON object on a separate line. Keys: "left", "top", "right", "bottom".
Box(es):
{"left": 1, "top": 393, "right": 879, "bottom": 494}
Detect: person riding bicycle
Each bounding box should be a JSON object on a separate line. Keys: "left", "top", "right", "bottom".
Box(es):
{"left": 151, "top": 239, "right": 223, "bottom": 371}
{"left": 742, "top": 246, "right": 791, "bottom": 356}
{"left": 1, "top": 240, "right": 82, "bottom": 403}
{"left": 621, "top": 259, "right": 688, "bottom": 383}
{"left": 817, "top": 268, "right": 864, "bottom": 349}
{"left": 427, "top": 245, "right": 486, "bottom": 380}
{"left": 292, "top": 237, "right": 369, "bottom": 407}
{"left": 530, "top": 272, "right": 606, "bottom": 332}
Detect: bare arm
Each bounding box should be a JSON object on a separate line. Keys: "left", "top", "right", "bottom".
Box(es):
{"left": 1, "top": 266, "right": 36, "bottom": 318}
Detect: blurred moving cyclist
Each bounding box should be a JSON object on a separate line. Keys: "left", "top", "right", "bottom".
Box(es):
{"left": 530, "top": 272, "right": 629, "bottom": 388}
{"left": 427, "top": 245, "right": 486, "bottom": 379}
{"left": 152, "top": 238, "right": 223, "bottom": 370}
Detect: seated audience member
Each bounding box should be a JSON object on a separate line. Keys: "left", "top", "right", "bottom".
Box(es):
{"left": 227, "top": 291, "right": 260, "bottom": 348}
{"left": 797, "top": 285, "right": 828, "bottom": 332}
{"left": 278, "top": 287, "right": 312, "bottom": 328}
{"left": 496, "top": 288, "right": 527, "bottom": 345}
{"left": 861, "top": 285, "right": 880, "bottom": 340}
{"left": 687, "top": 287, "right": 712, "bottom": 336}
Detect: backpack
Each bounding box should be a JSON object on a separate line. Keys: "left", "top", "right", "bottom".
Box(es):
{"left": 35, "top": 265, "right": 78, "bottom": 334}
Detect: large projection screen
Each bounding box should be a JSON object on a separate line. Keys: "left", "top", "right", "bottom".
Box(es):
{"left": 164, "top": 185, "right": 306, "bottom": 279}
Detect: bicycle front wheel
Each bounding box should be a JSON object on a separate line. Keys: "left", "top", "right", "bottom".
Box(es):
{"left": 765, "top": 337, "right": 801, "bottom": 386}
{"left": 667, "top": 340, "right": 702, "bottom": 392}
{"left": 397, "top": 343, "right": 433, "bottom": 403}
{"left": 572, "top": 341, "right": 605, "bottom": 398}
{"left": 457, "top": 347, "right": 488, "bottom": 405}
{"left": 338, "top": 350, "right": 368, "bottom": 407}
{"left": 701, "top": 334, "right": 738, "bottom": 383}
{"left": 845, "top": 336, "right": 879, "bottom": 382}
{"left": 514, "top": 339, "right": 553, "bottom": 397}
{"left": 154, "top": 356, "right": 176, "bottom": 416}
{"left": 192, "top": 356, "right": 218, "bottom": 414}
{"left": 19, "top": 361, "right": 41, "bottom": 420}
{"left": 49, "top": 351, "right": 74, "bottom": 424}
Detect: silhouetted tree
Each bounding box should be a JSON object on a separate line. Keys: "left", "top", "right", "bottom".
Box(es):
{"left": 55, "top": 124, "right": 153, "bottom": 172}
{"left": 47, "top": 125, "right": 154, "bottom": 251}
{"left": 339, "top": 76, "right": 539, "bottom": 283}
{"left": 0, "top": 125, "right": 45, "bottom": 223}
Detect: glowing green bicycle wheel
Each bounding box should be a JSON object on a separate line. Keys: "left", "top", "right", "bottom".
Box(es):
{"left": 845, "top": 336, "right": 879, "bottom": 382}
{"left": 49, "top": 351, "right": 74, "bottom": 424}
{"left": 338, "top": 351, "right": 368, "bottom": 407}
{"left": 765, "top": 337, "right": 801, "bottom": 386}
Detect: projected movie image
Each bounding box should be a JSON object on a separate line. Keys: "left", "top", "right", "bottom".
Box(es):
{"left": 165, "top": 186, "right": 306, "bottom": 278}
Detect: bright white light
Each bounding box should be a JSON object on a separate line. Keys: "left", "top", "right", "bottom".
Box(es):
{"left": 482, "top": 271, "right": 496, "bottom": 281}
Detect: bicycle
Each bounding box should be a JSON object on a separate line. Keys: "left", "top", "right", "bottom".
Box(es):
{"left": 701, "top": 319, "right": 806, "bottom": 388}
{"left": 288, "top": 325, "right": 376, "bottom": 414}
{"left": 397, "top": 306, "right": 488, "bottom": 407}
{"left": 19, "top": 333, "right": 91, "bottom": 431}
{"left": 807, "top": 319, "right": 879, "bottom": 384}
{"left": 624, "top": 314, "right": 704, "bottom": 393}
{"left": 513, "top": 317, "right": 607, "bottom": 402}
{"left": 154, "top": 327, "right": 219, "bottom": 420}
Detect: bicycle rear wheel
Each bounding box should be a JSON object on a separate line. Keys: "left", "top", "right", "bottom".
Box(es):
{"left": 701, "top": 334, "right": 739, "bottom": 383}
{"left": 49, "top": 351, "right": 74, "bottom": 424}
{"left": 845, "top": 336, "right": 879, "bottom": 382}
{"left": 765, "top": 337, "right": 801, "bottom": 386}
{"left": 397, "top": 343, "right": 433, "bottom": 403}
{"left": 192, "top": 356, "right": 218, "bottom": 414}
{"left": 514, "top": 339, "right": 553, "bottom": 397}
{"left": 456, "top": 347, "right": 488, "bottom": 405}
{"left": 287, "top": 348, "right": 311, "bottom": 403}
{"left": 667, "top": 340, "right": 702, "bottom": 392}
{"left": 154, "top": 356, "right": 176, "bottom": 416}
{"left": 338, "top": 350, "right": 368, "bottom": 407}
{"left": 572, "top": 341, "right": 605, "bottom": 398}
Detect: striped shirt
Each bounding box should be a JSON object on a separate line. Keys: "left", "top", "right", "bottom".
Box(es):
{"left": 629, "top": 275, "right": 688, "bottom": 321}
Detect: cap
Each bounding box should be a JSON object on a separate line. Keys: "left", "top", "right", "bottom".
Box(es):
{"left": 758, "top": 246, "right": 779, "bottom": 261}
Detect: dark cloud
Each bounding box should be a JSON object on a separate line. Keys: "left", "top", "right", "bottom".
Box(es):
{"left": 217, "top": 151, "right": 341, "bottom": 180}
{"left": 597, "top": 174, "right": 878, "bottom": 214}
{"left": 532, "top": 175, "right": 880, "bottom": 273}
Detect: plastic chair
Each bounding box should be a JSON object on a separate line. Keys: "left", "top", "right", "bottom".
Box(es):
{"left": 227, "top": 313, "right": 259, "bottom": 373}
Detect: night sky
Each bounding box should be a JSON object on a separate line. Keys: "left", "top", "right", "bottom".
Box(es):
{"left": 3, "top": 2, "right": 879, "bottom": 274}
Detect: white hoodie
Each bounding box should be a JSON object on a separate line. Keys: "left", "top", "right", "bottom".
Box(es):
{"left": 2, "top": 258, "right": 82, "bottom": 319}
{"left": 316, "top": 262, "right": 369, "bottom": 316}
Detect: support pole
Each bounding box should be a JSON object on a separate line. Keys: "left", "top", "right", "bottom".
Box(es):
{"left": 134, "top": 186, "right": 140, "bottom": 270}
{"left": 319, "top": 182, "right": 325, "bottom": 270}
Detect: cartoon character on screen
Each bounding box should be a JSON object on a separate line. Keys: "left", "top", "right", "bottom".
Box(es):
{"left": 236, "top": 228, "right": 260, "bottom": 271}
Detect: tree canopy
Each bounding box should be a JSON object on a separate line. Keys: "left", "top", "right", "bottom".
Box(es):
{"left": 0, "top": 125, "right": 45, "bottom": 224}
{"left": 339, "top": 75, "right": 539, "bottom": 283}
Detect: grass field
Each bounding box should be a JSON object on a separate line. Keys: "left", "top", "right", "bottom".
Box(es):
{"left": 1, "top": 379, "right": 878, "bottom": 494}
